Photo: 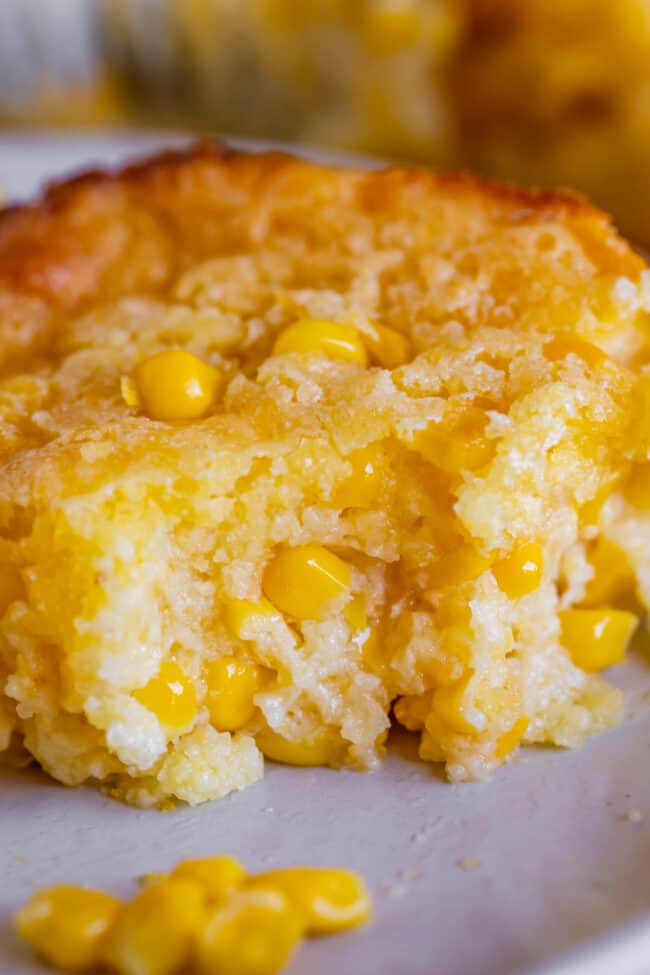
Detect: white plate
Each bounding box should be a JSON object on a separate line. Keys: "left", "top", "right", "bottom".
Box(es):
{"left": 2, "top": 133, "right": 650, "bottom": 975}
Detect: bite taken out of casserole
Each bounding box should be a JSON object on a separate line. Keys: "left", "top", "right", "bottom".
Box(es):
{"left": 0, "top": 145, "right": 649, "bottom": 806}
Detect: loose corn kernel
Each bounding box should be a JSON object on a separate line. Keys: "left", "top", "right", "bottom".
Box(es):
{"left": 247, "top": 868, "right": 371, "bottom": 935}
{"left": 334, "top": 443, "right": 386, "bottom": 508}
{"left": 171, "top": 856, "right": 246, "bottom": 905}
{"left": 133, "top": 661, "right": 197, "bottom": 729}
{"left": 624, "top": 462, "right": 650, "bottom": 510}
{"left": 197, "top": 889, "right": 302, "bottom": 975}
{"left": 432, "top": 672, "right": 487, "bottom": 736}
{"left": 257, "top": 728, "right": 341, "bottom": 767}
{"left": 560, "top": 609, "right": 638, "bottom": 672}
{"left": 262, "top": 545, "right": 352, "bottom": 620}
{"left": 543, "top": 336, "right": 607, "bottom": 369}
{"left": 344, "top": 594, "right": 367, "bottom": 631}
{"left": 364, "top": 322, "right": 412, "bottom": 369}
{"left": 583, "top": 539, "right": 635, "bottom": 607}
{"left": 492, "top": 542, "right": 544, "bottom": 599}
{"left": 495, "top": 716, "right": 529, "bottom": 761}
{"left": 204, "top": 657, "right": 267, "bottom": 732}
{"left": 410, "top": 408, "right": 495, "bottom": 474}
{"left": 102, "top": 880, "right": 205, "bottom": 975}
{"left": 224, "top": 598, "right": 281, "bottom": 640}
{"left": 15, "top": 885, "right": 121, "bottom": 972}
{"left": 134, "top": 349, "right": 221, "bottom": 421}
{"left": 0, "top": 562, "right": 25, "bottom": 615}
{"left": 273, "top": 320, "right": 367, "bottom": 365}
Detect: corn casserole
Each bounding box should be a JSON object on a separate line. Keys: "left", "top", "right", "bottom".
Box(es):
{"left": 0, "top": 145, "right": 649, "bottom": 807}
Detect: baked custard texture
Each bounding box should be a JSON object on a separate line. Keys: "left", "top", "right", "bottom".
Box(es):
{"left": 1, "top": 145, "right": 649, "bottom": 806}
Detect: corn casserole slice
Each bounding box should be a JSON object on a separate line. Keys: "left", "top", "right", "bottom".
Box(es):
{"left": 0, "top": 145, "right": 649, "bottom": 807}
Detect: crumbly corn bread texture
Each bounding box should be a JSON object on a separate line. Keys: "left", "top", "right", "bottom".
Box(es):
{"left": 1, "top": 145, "right": 650, "bottom": 807}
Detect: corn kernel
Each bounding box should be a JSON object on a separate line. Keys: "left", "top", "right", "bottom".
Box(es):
{"left": 364, "top": 323, "right": 412, "bottom": 369}
{"left": 543, "top": 336, "right": 607, "bottom": 369}
{"left": 262, "top": 545, "right": 352, "bottom": 620}
{"left": 133, "top": 661, "right": 197, "bottom": 729}
{"left": 495, "top": 716, "right": 529, "bottom": 760}
{"left": 492, "top": 543, "right": 544, "bottom": 599}
{"left": 204, "top": 657, "right": 267, "bottom": 732}
{"left": 428, "top": 546, "right": 491, "bottom": 589}
{"left": 197, "top": 889, "right": 302, "bottom": 975}
{"left": 357, "top": 627, "right": 384, "bottom": 674}
{"left": 432, "top": 672, "right": 487, "bottom": 735}
{"left": 344, "top": 594, "right": 367, "bottom": 631}
{"left": 224, "top": 598, "right": 281, "bottom": 640}
{"left": 273, "top": 320, "right": 367, "bottom": 365}
{"left": 15, "top": 885, "right": 121, "bottom": 972}
{"left": 0, "top": 562, "right": 25, "bottom": 615}
{"left": 334, "top": 443, "right": 386, "bottom": 508}
{"left": 559, "top": 609, "right": 638, "bottom": 672}
{"left": 171, "top": 856, "right": 246, "bottom": 905}
{"left": 103, "top": 880, "right": 205, "bottom": 975}
{"left": 580, "top": 482, "right": 617, "bottom": 527}
{"left": 246, "top": 868, "right": 371, "bottom": 935}
{"left": 583, "top": 539, "right": 635, "bottom": 607}
{"left": 134, "top": 349, "right": 221, "bottom": 421}
{"left": 410, "top": 408, "right": 495, "bottom": 474}
{"left": 393, "top": 693, "right": 433, "bottom": 732}
{"left": 257, "top": 728, "right": 341, "bottom": 767}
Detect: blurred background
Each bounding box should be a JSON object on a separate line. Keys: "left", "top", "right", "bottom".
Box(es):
{"left": 1, "top": 0, "right": 650, "bottom": 242}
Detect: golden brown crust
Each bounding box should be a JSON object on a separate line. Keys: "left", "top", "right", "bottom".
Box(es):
{"left": 0, "top": 141, "right": 643, "bottom": 374}
{"left": 0, "top": 141, "right": 638, "bottom": 300}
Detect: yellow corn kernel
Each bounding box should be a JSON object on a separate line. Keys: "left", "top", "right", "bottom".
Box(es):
{"left": 224, "top": 598, "right": 281, "bottom": 640}
{"left": 103, "top": 880, "right": 205, "bottom": 975}
{"left": 0, "top": 562, "right": 25, "bottom": 615}
{"left": 428, "top": 546, "right": 491, "bottom": 590}
{"left": 257, "top": 728, "right": 341, "bottom": 767}
{"left": 197, "top": 889, "right": 302, "bottom": 975}
{"left": 273, "top": 320, "right": 367, "bottom": 365}
{"left": 583, "top": 538, "right": 635, "bottom": 607}
{"left": 334, "top": 443, "right": 386, "bottom": 508}
{"left": 171, "top": 856, "right": 246, "bottom": 905}
{"left": 204, "top": 657, "right": 267, "bottom": 732}
{"left": 262, "top": 545, "right": 352, "bottom": 620}
{"left": 580, "top": 481, "right": 616, "bottom": 527}
{"left": 495, "top": 716, "right": 529, "bottom": 761}
{"left": 247, "top": 868, "right": 371, "bottom": 935}
{"left": 364, "top": 323, "right": 412, "bottom": 369}
{"left": 543, "top": 336, "right": 607, "bottom": 369}
{"left": 15, "top": 885, "right": 121, "bottom": 972}
{"left": 432, "top": 672, "right": 487, "bottom": 736}
{"left": 559, "top": 609, "right": 638, "bottom": 672}
{"left": 418, "top": 728, "right": 446, "bottom": 764}
{"left": 492, "top": 543, "right": 544, "bottom": 599}
{"left": 624, "top": 462, "right": 650, "bottom": 511}
{"left": 357, "top": 627, "right": 384, "bottom": 674}
{"left": 393, "top": 692, "right": 433, "bottom": 732}
{"left": 410, "top": 408, "right": 495, "bottom": 474}
{"left": 134, "top": 349, "right": 221, "bottom": 421}
{"left": 133, "top": 661, "right": 197, "bottom": 729}
{"left": 344, "top": 594, "right": 367, "bottom": 631}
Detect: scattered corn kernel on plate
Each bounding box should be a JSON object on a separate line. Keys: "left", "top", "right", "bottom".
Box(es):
{"left": 3, "top": 134, "right": 650, "bottom": 975}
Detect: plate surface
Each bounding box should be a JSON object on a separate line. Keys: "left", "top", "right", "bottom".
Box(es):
{"left": 2, "top": 133, "right": 650, "bottom": 975}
